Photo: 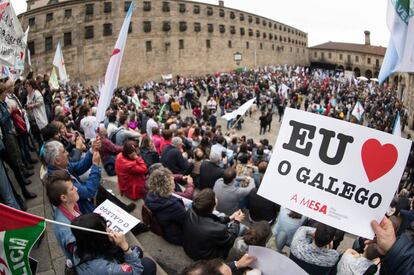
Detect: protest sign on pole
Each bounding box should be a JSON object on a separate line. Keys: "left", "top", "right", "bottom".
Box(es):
{"left": 94, "top": 200, "right": 140, "bottom": 234}
{"left": 0, "top": 0, "right": 25, "bottom": 69}
{"left": 258, "top": 108, "right": 411, "bottom": 239}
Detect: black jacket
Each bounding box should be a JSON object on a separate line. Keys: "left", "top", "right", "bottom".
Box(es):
{"left": 382, "top": 232, "right": 414, "bottom": 274}
{"left": 145, "top": 193, "right": 186, "bottom": 245}
{"left": 160, "top": 144, "right": 193, "bottom": 175}
{"left": 183, "top": 209, "right": 239, "bottom": 260}
{"left": 198, "top": 160, "right": 225, "bottom": 190}
{"left": 248, "top": 188, "right": 280, "bottom": 223}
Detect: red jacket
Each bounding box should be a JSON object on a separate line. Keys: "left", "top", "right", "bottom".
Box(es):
{"left": 115, "top": 153, "right": 148, "bottom": 200}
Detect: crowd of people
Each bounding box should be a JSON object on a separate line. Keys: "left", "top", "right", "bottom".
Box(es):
{"left": 0, "top": 65, "right": 413, "bottom": 275}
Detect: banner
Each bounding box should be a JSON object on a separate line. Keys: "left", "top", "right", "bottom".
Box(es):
{"left": 94, "top": 200, "right": 140, "bottom": 234}
{"left": 49, "top": 67, "right": 59, "bottom": 90}
{"left": 52, "top": 42, "right": 68, "bottom": 83}
{"left": 0, "top": 203, "right": 46, "bottom": 275}
{"left": 14, "top": 26, "right": 29, "bottom": 71}
{"left": 221, "top": 97, "right": 256, "bottom": 121}
{"left": 258, "top": 108, "right": 411, "bottom": 239}
{"left": 0, "top": 0, "right": 25, "bottom": 68}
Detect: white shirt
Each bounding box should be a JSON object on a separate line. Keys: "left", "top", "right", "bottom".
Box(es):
{"left": 80, "top": 116, "right": 97, "bottom": 140}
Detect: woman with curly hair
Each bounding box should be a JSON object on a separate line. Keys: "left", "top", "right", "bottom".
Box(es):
{"left": 144, "top": 167, "right": 186, "bottom": 245}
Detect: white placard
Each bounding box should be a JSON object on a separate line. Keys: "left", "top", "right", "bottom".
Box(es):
{"left": 248, "top": 246, "right": 307, "bottom": 275}
{"left": 258, "top": 108, "right": 411, "bottom": 239}
{"left": 94, "top": 200, "right": 140, "bottom": 234}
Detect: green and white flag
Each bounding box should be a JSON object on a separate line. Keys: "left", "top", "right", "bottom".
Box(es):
{"left": 0, "top": 204, "right": 45, "bottom": 275}
{"left": 49, "top": 67, "right": 59, "bottom": 90}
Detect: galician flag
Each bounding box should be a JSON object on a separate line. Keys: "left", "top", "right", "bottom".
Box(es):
{"left": 393, "top": 111, "right": 402, "bottom": 137}
{"left": 0, "top": 203, "right": 45, "bottom": 275}
{"left": 52, "top": 41, "right": 68, "bottom": 83}
{"left": 379, "top": 0, "right": 414, "bottom": 83}
{"left": 96, "top": 0, "right": 135, "bottom": 123}
{"left": 351, "top": 101, "right": 365, "bottom": 122}
{"left": 49, "top": 67, "right": 59, "bottom": 90}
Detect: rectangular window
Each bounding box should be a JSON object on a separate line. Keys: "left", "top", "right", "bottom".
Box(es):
{"left": 85, "top": 4, "right": 94, "bottom": 16}
{"left": 206, "top": 39, "right": 211, "bottom": 48}
{"left": 328, "top": 52, "right": 332, "bottom": 59}
{"left": 146, "top": 41, "right": 152, "bottom": 52}
{"left": 207, "top": 24, "right": 214, "bottom": 33}
{"left": 125, "top": 1, "right": 132, "bottom": 12}
{"left": 339, "top": 53, "right": 343, "bottom": 60}
{"left": 64, "top": 32, "right": 72, "bottom": 46}
{"left": 104, "top": 2, "right": 112, "bottom": 13}
{"left": 103, "top": 23, "right": 112, "bottom": 36}
{"left": 228, "top": 40, "right": 232, "bottom": 48}
{"left": 321, "top": 52, "right": 324, "bottom": 58}
{"left": 162, "top": 1, "right": 170, "bottom": 12}
{"left": 207, "top": 7, "right": 213, "bottom": 16}
{"left": 45, "top": 36, "right": 53, "bottom": 52}
{"left": 194, "top": 22, "right": 201, "bottom": 32}
{"left": 376, "top": 59, "right": 379, "bottom": 67}
{"left": 193, "top": 5, "right": 200, "bottom": 14}
{"left": 367, "top": 57, "right": 371, "bottom": 64}
{"left": 46, "top": 13, "right": 53, "bottom": 22}
{"left": 28, "top": 17, "right": 35, "bottom": 26}
{"left": 355, "top": 56, "right": 359, "bottom": 62}
{"left": 28, "top": 41, "right": 35, "bottom": 55}
{"left": 260, "top": 43, "right": 263, "bottom": 49}
{"left": 143, "top": 1, "right": 151, "bottom": 11}
{"left": 272, "top": 44, "right": 274, "bottom": 51}
{"left": 179, "top": 3, "right": 186, "bottom": 13}
{"left": 246, "top": 41, "right": 249, "bottom": 49}
{"left": 143, "top": 21, "right": 151, "bottom": 33}
{"left": 347, "top": 54, "right": 351, "bottom": 62}
{"left": 179, "top": 39, "right": 184, "bottom": 49}
{"left": 314, "top": 52, "right": 317, "bottom": 58}
{"left": 85, "top": 26, "right": 94, "bottom": 39}
{"left": 64, "top": 9, "right": 72, "bottom": 18}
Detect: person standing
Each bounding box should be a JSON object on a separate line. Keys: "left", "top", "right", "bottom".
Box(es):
{"left": 259, "top": 112, "right": 267, "bottom": 135}
{"left": 25, "top": 79, "right": 48, "bottom": 147}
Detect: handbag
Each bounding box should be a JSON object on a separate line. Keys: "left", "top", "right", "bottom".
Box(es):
{"left": 11, "top": 109, "right": 27, "bottom": 134}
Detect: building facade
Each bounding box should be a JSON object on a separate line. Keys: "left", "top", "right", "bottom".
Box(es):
{"left": 308, "top": 31, "right": 385, "bottom": 79}
{"left": 20, "top": 0, "right": 309, "bottom": 85}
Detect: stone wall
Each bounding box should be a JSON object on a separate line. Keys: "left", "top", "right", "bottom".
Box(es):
{"left": 19, "top": 0, "right": 309, "bottom": 86}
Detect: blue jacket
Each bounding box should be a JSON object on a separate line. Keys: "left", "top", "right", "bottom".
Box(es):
{"left": 382, "top": 232, "right": 414, "bottom": 274}
{"left": 160, "top": 144, "right": 193, "bottom": 175}
{"left": 52, "top": 207, "right": 76, "bottom": 264}
{"left": 74, "top": 247, "right": 144, "bottom": 275}
{"left": 48, "top": 151, "right": 101, "bottom": 214}
{"left": 145, "top": 193, "right": 186, "bottom": 245}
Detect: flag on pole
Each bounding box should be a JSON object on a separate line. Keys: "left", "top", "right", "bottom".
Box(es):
{"left": 95, "top": 0, "right": 135, "bottom": 124}
{"left": 221, "top": 97, "right": 256, "bottom": 121}
{"left": 52, "top": 42, "right": 68, "bottom": 83}
{"left": 393, "top": 112, "right": 402, "bottom": 137}
{"left": 15, "top": 26, "right": 29, "bottom": 71}
{"left": 49, "top": 67, "right": 59, "bottom": 90}
{"left": 351, "top": 101, "right": 365, "bottom": 122}
{"left": 0, "top": 203, "right": 45, "bottom": 275}
{"left": 378, "top": 0, "right": 414, "bottom": 83}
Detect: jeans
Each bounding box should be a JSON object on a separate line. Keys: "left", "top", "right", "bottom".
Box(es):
{"left": 0, "top": 160, "right": 20, "bottom": 209}
{"left": 18, "top": 133, "right": 33, "bottom": 164}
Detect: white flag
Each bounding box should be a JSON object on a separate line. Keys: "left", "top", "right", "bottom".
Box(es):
{"left": 15, "top": 26, "right": 29, "bottom": 71}
{"left": 53, "top": 41, "right": 68, "bottom": 83}
{"left": 393, "top": 112, "right": 401, "bottom": 137}
{"left": 351, "top": 101, "right": 365, "bottom": 122}
{"left": 221, "top": 97, "right": 256, "bottom": 121}
{"left": 95, "top": 0, "right": 135, "bottom": 124}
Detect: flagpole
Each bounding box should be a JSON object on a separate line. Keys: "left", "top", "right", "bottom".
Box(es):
{"left": 44, "top": 218, "right": 110, "bottom": 235}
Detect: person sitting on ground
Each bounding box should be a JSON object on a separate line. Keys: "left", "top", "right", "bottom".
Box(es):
{"left": 43, "top": 140, "right": 102, "bottom": 214}
{"left": 145, "top": 167, "right": 186, "bottom": 245}
{"left": 71, "top": 213, "right": 156, "bottom": 275}
{"left": 180, "top": 254, "right": 257, "bottom": 275}
{"left": 273, "top": 207, "right": 307, "bottom": 252}
{"left": 183, "top": 189, "right": 245, "bottom": 260}
{"left": 140, "top": 136, "right": 160, "bottom": 168}
{"left": 161, "top": 136, "right": 193, "bottom": 175}
{"left": 198, "top": 151, "right": 225, "bottom": 190}
{"left": 214, "top": 167, "right": 255, "bottom": 216}
{"left": 46, "top": 170, "right": 81, "bottom": 268}
{"left": 115, "top": 140, "right": 148, "bottom": 200}
{"left": 290, "top": 223, "right": 340, "bottom": 269}
{"left": 98, "top": 125, "right": 123, "bottom": 176}
{"left": 112, "top": 114, "right": 140, "bottom": 146}
{"left": 336, "top": 244, "right": 381, "bottom": 275}
{"left": 232, "top": 221, "right": 271, "bottom": 259}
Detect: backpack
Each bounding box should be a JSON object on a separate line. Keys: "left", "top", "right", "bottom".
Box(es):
{"left": 141, "top": 204, "right": 164, "bottom": 237}
{"left": 109, "top": 128, "right": 123, "bottom": 144}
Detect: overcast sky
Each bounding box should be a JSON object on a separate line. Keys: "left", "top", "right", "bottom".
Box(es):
{"left": 10, "top": 0, "right": 389, "bottom": 47}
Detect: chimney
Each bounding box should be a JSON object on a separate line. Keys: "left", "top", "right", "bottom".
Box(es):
{"left": 218, "top": 1, "right": 224, "bottom": 7}
{"left": 364, "top": 30, "right": 371, "bottom": 46}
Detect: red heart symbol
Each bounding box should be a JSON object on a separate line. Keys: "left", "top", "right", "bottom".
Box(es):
{"left": 361, "top": 139, "right": 398, "bottom": 182}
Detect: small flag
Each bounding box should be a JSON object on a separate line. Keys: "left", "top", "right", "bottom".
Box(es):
{"left": 49, "top": 67, "right": 59, "bottom": 90}
{"left": 351, "top": 101, "right": 365, "bottom": 122}
{"left": 393, "top": 112, "right": 402, "bottom": 137}
{"left": 0, "top": 203, "right": 46, "bottom": 275}
{"left": 52, "top": 42, "right": 68, "bottom": 83}
{"left": 95, "top": 0, "right": 135, "bottom": 124}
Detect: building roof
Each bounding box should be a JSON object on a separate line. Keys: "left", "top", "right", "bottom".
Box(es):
{"left": 309, "top": 41, "right": 386, "bottom": 56}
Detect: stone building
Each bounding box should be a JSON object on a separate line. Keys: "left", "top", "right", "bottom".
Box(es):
{"left": 308, "top": 31, "right": 386, "bottom": 79}
{"left": 19, "top": 0, "right": 309, "bottom": 85}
